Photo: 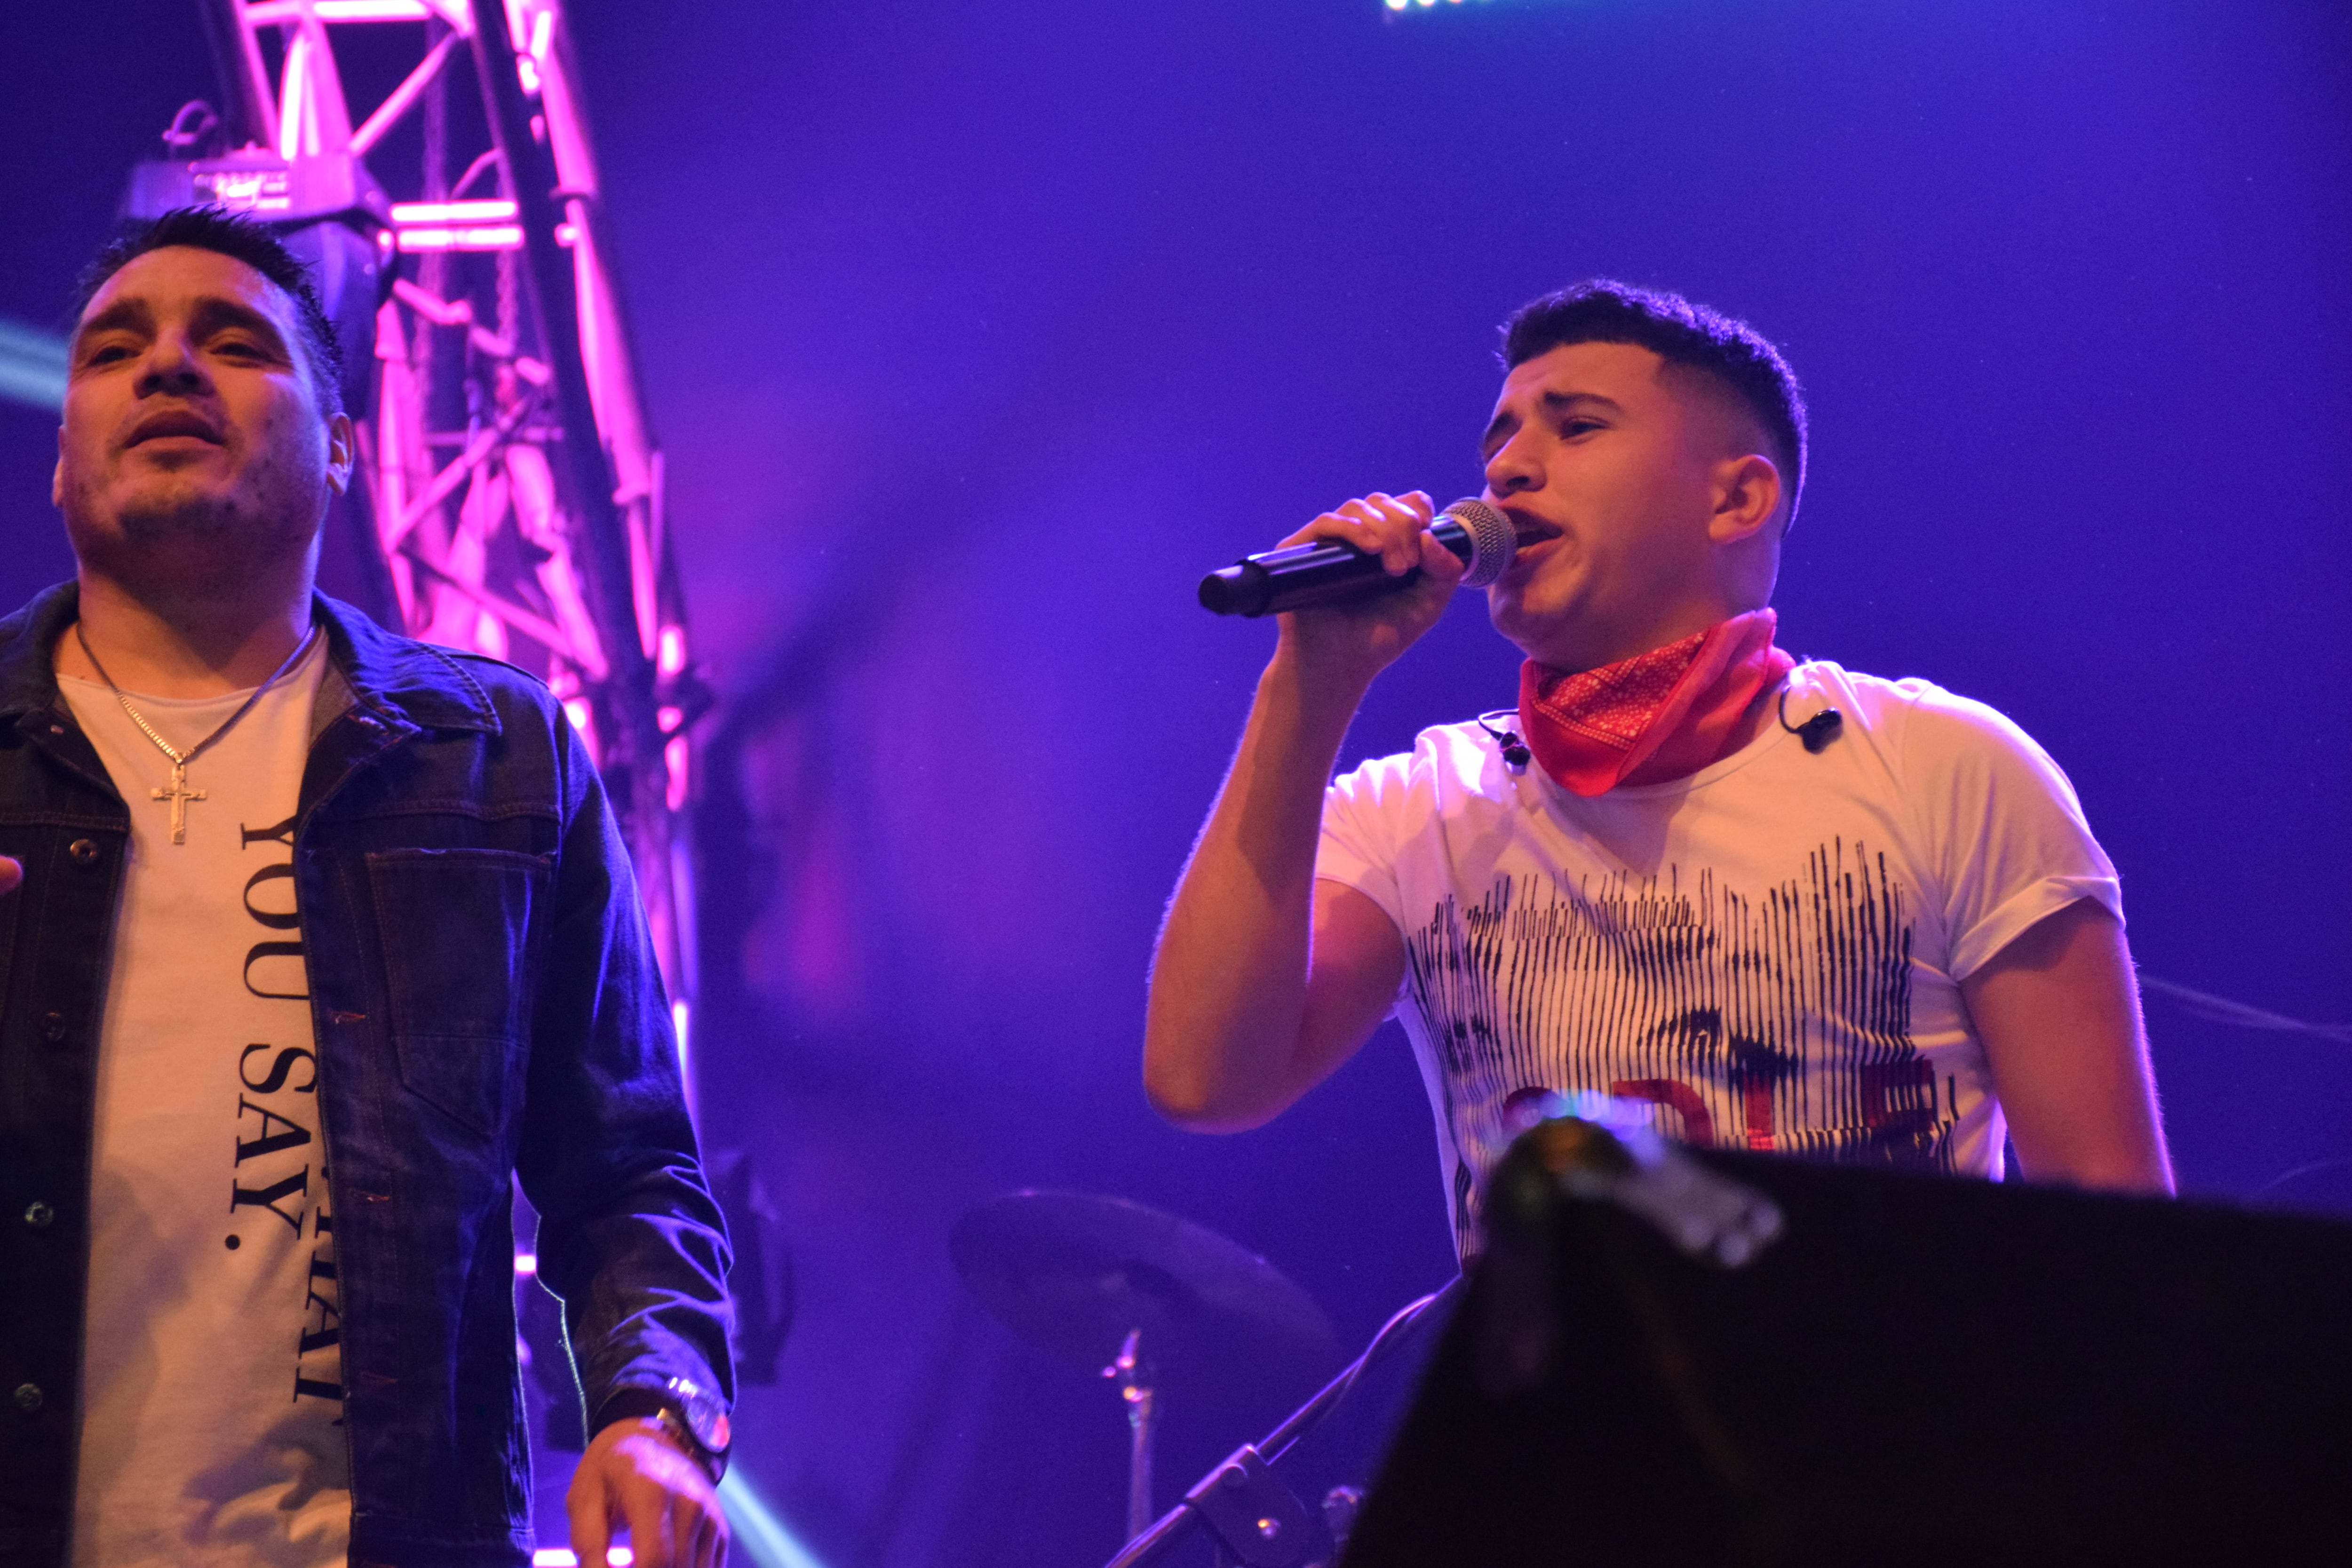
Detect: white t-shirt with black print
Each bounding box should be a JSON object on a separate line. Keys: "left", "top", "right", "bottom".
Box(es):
{"left": 59, "top": 633, "right": 346, "bottom": 1568}
{"left": 1316, "top": 663, "right": 2121, "bottom": 1257}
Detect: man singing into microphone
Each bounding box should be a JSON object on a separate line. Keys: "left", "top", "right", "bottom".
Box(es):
{"left": 1144, "top": 280, "right": 2171, "bottom": 1255}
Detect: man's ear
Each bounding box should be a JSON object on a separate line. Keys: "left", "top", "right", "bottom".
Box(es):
{"left": 51, "top": 428, "right": 64, "bottom": 512}
{"left": 1708, "top": 453, "right": 1783, "bottom": 545}
{"left": 325, "top": 412, "right": 356, "bottom": 498}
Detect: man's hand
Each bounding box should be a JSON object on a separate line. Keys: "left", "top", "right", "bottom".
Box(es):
{"left": 1144, "top": 490, "right": 1446, "bottom": 1131}
{"left": 1274, "top": 490, "right": 1467, "bottom": 695}
{"left": 567, "top": 1418, "right": 729, "bottom": 1568}
{"left": 0, "top": 857, "right": 20, "bottom": 897}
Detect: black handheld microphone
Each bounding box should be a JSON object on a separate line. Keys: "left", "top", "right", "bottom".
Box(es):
{"left": 1198, "top": 498, "right": 1516, "bottom": 617}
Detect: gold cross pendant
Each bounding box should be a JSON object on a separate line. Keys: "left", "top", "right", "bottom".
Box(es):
{"left": 152, "top": 763, "right": 206, "bottom": 845}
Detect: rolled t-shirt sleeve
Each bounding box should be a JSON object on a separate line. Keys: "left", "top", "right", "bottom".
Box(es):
{"left": 1315, "top": 749, "right": 1418, "bottom": 935}
{"left": 1897, "top": 684, "right": 2122, "bottom": 981}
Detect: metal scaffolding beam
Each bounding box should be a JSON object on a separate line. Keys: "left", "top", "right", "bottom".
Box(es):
{"left": 122, "top": 0, "right": 705, "bottom": 1111}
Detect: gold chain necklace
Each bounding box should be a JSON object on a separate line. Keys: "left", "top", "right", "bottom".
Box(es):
{"left": 72, "top": 620, "right": 318, "bottom": 845}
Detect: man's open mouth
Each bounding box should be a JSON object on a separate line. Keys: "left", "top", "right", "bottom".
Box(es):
{"left": 1504, "top": 509, "right": 1562, "bottom": 548}
{"left": 126, "top": 411, "right": 222, "bottom": 446}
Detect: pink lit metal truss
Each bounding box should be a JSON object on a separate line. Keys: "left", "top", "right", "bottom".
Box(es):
{"left": 138, "top": 0, "right": 703, "bottom": 1107}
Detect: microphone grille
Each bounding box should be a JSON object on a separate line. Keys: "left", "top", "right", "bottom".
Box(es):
{"left": 1443, "top": 499, "right": 1516, "bottom": 587}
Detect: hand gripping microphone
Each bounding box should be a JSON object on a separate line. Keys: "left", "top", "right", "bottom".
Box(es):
{"left": 1197, "top": 498, "right": 1516, "bottom": 617}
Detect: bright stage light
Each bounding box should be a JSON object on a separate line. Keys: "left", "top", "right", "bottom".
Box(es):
{"left": 1384, "top": 0, "right": 1491, "bottom": 10}
{"left": 390, "top": 199, "right": 520, "bottom": 224}
{"left": 394, "top": 225, "right": 526, "bottom": 252}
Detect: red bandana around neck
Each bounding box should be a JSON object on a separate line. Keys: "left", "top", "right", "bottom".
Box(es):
{"left": 1516, "top": 609, "right": 1795, "bottom": 797}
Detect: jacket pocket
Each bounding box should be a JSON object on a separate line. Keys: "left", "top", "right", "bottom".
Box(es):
{"left": 367, "top": 847, "right": 551, "bottom": 1139}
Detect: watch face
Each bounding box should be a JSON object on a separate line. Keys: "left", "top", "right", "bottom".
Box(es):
{"left": 667, "top": 1377, "right": 731, "bottom": 1452}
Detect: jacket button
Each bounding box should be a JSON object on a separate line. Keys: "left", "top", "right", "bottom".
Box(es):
{"left": 68, "top": 839, "right": 102, "bottom": 868}
{"left": 23, "top": 1202, "right": 54, "bottom": 1228}
{"left": 40, "top": 1012, "right": 69, "bottom": 1046}
{"left": 11, "top": 1384, "right": 40, "bottom": 1413}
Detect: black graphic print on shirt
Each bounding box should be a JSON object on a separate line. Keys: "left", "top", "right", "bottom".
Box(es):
{"left": 1403, "top": 838, "right": 1956, "bottom": 1243}
{"left": 231, "top": 812, "right": 342, "bottom": 1411}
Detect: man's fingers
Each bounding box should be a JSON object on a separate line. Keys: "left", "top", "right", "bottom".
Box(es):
{"left": 0, "top": 856, "right": 22, "bottom": 896}
{"left": 624, "top": 1484, "right": 671, "bottom": 1568}
{"left": 1279, "top": 510, "right": 1386, "bottom": 561}
{"left": 1417, "top": 526, "right": 1469, "bottom": 583}
{"left": 662, "top": 1484, "right": 700, "bottom": 1568}
{"left": 566, "top": 1481, "right": 613, "bottom": 1568}
{"left": 1348, "top": 493, "right": 1424, "bottom": 573}
{"left": 670, "top": 1490, "right": 710, "bottom": 1568}
{"left": 640, "top": 1476, "right": 687, "bottom": 1561}
{"left": 1280, "top": 491, "right": 1438, "bottom": 575}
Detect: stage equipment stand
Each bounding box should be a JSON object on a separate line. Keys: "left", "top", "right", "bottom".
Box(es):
{"left": 123, "top": 0, "right": 707, "bottom": 1114}
{"left": 1103, "top": 1285, "right": 1458, "bottom": 1568}
{"left": 1104, "top": 1329, "right": 1158, "bottom": 1544}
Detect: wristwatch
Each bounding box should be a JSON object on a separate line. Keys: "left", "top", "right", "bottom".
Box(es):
{"left": 599, "top": 1376, "right": 732, "bottom": 1483}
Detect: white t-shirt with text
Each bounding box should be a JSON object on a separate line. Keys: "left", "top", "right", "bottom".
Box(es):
{"left": 59, "top": 634, "right": 346, "bottom": 1568}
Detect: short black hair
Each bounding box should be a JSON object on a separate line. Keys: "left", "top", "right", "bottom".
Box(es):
{"left": 1502, "top": 280, "right": 1807, "bottom": 525}
{"left": 72, "top": 207, "right": 347, "bottom": 418}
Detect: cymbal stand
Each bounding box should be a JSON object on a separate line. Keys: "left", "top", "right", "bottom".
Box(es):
{"left": 1103, "top": 1328, "right": 1158, "bottom": 1541}
{"left": 1103, "top": 1281, "right": 1462, "bottom": 1568}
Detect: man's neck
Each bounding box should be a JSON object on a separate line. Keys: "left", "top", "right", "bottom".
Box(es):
{"left": 1520, "top": 600, "right": 1748, "bottom": 678}
{"left": 56, "top": 572, "right": 315, "bottom": 699}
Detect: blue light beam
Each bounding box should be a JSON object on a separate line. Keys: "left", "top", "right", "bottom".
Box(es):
{"left": 717, "top": 1468, "right": 833, "bottom": 1568}
{"left": 0, "top": 318, "right": 68, "bottom": 412}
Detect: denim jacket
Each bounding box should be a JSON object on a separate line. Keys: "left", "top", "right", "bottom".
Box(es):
{"left": 0, "top": 584, "right": 733, "bottom": 1568}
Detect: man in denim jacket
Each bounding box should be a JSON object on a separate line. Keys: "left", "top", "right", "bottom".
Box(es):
{"left": 0, "top": 209, "right": 733, "bottom": 1568}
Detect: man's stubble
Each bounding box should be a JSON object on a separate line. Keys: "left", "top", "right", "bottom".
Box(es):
{"left": 61, "top": 432, "right": 326, "bottom": 611}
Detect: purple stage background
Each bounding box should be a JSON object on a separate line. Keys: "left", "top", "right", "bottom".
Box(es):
{"left": 3, "top": 3, "right": 2347, "bottom": 1564}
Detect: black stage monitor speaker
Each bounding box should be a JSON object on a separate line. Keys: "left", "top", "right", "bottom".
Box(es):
{"left": 1342, "top": 1118, "right": 2352, "bottom": 1568}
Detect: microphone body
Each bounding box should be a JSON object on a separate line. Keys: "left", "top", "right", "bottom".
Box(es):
{"left": 1198, "top": 498, "right": 1516, "bottom": 617}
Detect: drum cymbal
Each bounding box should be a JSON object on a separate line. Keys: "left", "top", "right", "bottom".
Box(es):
{"left": 951, "top": 1191, "right": 1339, "bottom": 1390}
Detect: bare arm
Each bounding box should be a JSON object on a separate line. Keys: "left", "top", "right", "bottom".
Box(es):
{"left": 1144, "top": 493, "right": 1460, "bottom": 1130}
{"left": 1962, "top": 897, "right": 2174, "bottom": 1194}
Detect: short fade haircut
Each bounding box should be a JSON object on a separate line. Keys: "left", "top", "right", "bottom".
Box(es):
{"left": 1501, "top": 279, "right": 1807, "bottom": 527}
{"left": 72, "top": 206, "right": 347, "bottom": 418}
